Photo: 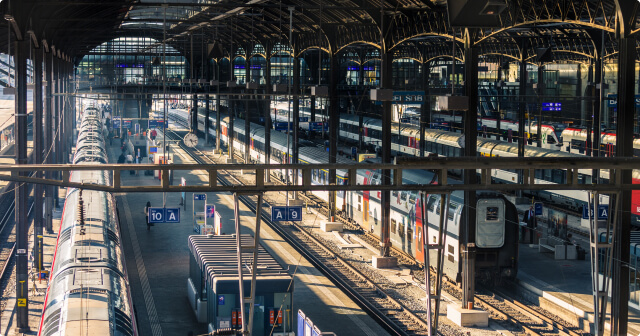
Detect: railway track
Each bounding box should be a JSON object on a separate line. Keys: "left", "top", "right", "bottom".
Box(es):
{"left": 166, "top": 130, "right": 430, "bottom": 335}
{"left": 167, "top": 114, "right": 590, "bottom": 336}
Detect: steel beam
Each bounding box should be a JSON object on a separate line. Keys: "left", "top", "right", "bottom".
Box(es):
{"left": 244, "top": 59, "right": 251, "bottom": 164}
{"left": 191, "top": 93, "right": 198, "bottom": 132}
{"left": 53, "top": 54, "right": 60, "bottom": 208}
{"left": 33, "top": 45, "right": 44, "bottom": 276}
{"left": 292, "top": 55, "right": 300, "bottom": 200}
{"left": 517, "top": 39, "right": 528, "bottom": 196}
{"left": 420, "top": 60, "right": 430, "bottom": 158}
{"left": 14, "top": 39, "right": 29, "bottom": 333}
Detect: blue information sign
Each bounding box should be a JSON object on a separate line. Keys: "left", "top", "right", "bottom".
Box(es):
{"left": 309, "top": 122, "right": 327, "bottom": 132}
{"left": 534, "top": 202, "right": 543, "bottom": 216}
{"left": 123, "top": 119, "right": 132, "bottom": 129}
{"left": 194, "top": 194, "right": 207, "bottom": 201}
{"left": 149, "top": 120, "right": 158, "bottom": 128}
{"left": 271, "top": 206, "right": 288, "bottom": 221}
{"left": 206, "top": 205, "right": 216, "bottom": 218}
{"left": 582, "top": 205, "right": 609, "bottom": 220}
{"left": 149, "top": 207, "right": 165, "bottom": 223}
{"left": 299, "top": 117, "right": 309, "bottom": 122}
{"left": 218, "top": 295, "right": 225, "bottom": 305}
{"left": 165, "top": 208, "right": 181, "bottom": 223}
{"left": 607, "top": 94, "right": 640, "bottom": 107}
{"left": 287, "top": 206, "right": 303, "bottom": 222}
{"left": 542, "top": 102, "right": 562, "bottom": 111}
{"left": 274, "top": 122, "right": 291, "bottom": 131}
{"left": 271, "top": 206, "right": 303, "bottom": 221}
{"left": 113, "top": 117, "right": 121, "bottom": 128}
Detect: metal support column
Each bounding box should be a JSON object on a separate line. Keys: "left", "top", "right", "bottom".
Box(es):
{"left": 205, "top": 94, "right": 210, "bottom": 145}
{"left": 233, "top": 192, "right": 264, "bottom": 335}
{"left": 380, "top": 47, "right": 392, "bottom": 257}
{"left": 462, "top": 29, "right": 478, "bottom": 308}
{"left": 292, "top": 55, "right": 300, "bottom": 199}
{"left": 228, "top": 54, "right": 235, "bottom": 162}
{"left": 264, "top": 55, "right": 272, "bottom": 182}
{"left": 328, "top": 54, "right": 338, "bottom": 221}
{"left": 536, "top": 64, "right": 544, "bottom": 148}
{"left": 52, "top": 54, "right": 59, "bottom": 208}
{"left": 191, "top": 94, "right": 197, "bottom": 133}
{"left": 423, "top": 189, "right": 451, "bottom": 336}
{"left": 44, "top": 47, "right": 53, "bottom": 233}
{"left": 245, "top": 57, "right": 251, "bottom": 164}
{"left": 592, "top": 32, "right": 604, "bottom": 181}
{"left": 14, "top": 39, "right": 30, "bottom": 333}
{"left": 420, "top": 60, "right": 430, "bottom": 157}
{"left": 611, "top": 35, "right": 635, "bottom": 336}
{"left": 33, "top": 44, "right": 44, "bottom": 274}
{"left": 517, "top": 39, "right": 528, "bottom": 193}
{"left": 215, "top": 66, "right": 221, "bottom": 154}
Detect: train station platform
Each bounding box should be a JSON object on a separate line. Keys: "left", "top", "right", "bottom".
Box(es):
{"left": 110, "top": 138, "right": 391, "bottom": 335}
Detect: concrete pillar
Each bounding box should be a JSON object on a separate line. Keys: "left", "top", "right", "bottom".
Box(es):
{"left": 44, "top": 48, "right": 53, "bottom": 233}
{"left": 462, "top": 29, "right": 478, "bottom": 308}
{"left": 14, "top": 39, "right": 30, "bottom": 333}
{"left": 33, "top": 45, "right": 44, "bottom": 274}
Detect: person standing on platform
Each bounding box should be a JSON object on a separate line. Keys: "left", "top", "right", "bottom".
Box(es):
{"left": 523, "top": 206, "right": 537, "bottom": 244}
{"left": 145, "top": 201, "right": 153, "bottom": 230}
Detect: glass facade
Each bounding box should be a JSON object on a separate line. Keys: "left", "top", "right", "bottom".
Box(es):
{"left": 78, "top": 37, "right": 186, "bottom": 88}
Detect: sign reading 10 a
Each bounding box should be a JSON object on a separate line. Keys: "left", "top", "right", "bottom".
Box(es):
{"left": 149, "top": 207, "right": 181, "bottom": 223}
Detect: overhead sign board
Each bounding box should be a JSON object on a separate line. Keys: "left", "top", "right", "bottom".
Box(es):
{"left": 542, "top": 102, "right": 562, "bottom": 111}
{"left": 271, "top": 206, "right": 303, "bottom": 222}
{"left": 194, "top": 194, "right": 207, "bottom": 201}
{"left": 149, "top": 207, "right": 181, "bottom": 223}
{"left": 582, "top": 204, "right": 609, "bottom": 220}
{"left": 607, "top": 94, "right": 640, "bottom": 107}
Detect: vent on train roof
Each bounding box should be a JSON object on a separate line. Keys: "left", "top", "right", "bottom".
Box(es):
{"left": 114, "top": 308, "right": 134, "bottom": 336}
{"left": 42, "top": 307, "right": 61, "bottom": 336}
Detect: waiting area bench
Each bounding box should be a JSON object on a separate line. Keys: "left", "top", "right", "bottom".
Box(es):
{"left": 538, "top": 237, "right": 578, "bottom": 260}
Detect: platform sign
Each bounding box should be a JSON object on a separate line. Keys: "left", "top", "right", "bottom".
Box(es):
{"left": 149, "top": 146, "right": 158, "bottom": 154}
{"left": 206, "top": 205, "right": 216, "bottom": 218}
{"left": 149, "top": 207, "right": 165, "bottom": 223}
{"left": 194, "top": 194, "right": 207, "bottom": 201}
{"left": 274, "top": 122, "right": 290, "bottom": 131}
{"left": 165, "top": 208, "right": 181, "bottom": 223}
{"left": 534, "top": 202, "right": 543, "bottom": 216}
{"left": 309, "top": 122, "right": 327, "bottom": 132}
{"left": 299, "top": 117, "right": 309, "bottom": 122}
{"left": 123, "top": 119, "right": 132, "bottom": 129}
{"left": 287, "top": 206, "right": 303, "bottom": 222}
{"left": 113, "top": 117, "right": 121, "bottom": 128}
{"left": 542, "top": 102, "right": 562, "bottom": 111}
{"left": 149, "top": 120, "right": 158, "bottom": 128}
{"left": 271, "top": 206, "right": 288, "bottom": 221}
{"left": 607, "top": 94, "right": 640, "bottom": 107}
{"left": 582, "top": 204, "right": 609, "bottom": 220}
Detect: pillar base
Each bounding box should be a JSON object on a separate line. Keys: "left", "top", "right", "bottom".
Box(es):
{"left": 446, "top": 304, "right": 489, "bottom": 327}
{"left": 226, "top": 158, "right": 235, "bottom": 164}
{"left": 320, "top": 221, "right": 343, "bottom": 232}
{"left": 287, "top": 199, "right": 303, "bottom": 206}
{"left": 16, "top": 326, "right": 31, "bottom": 333}
{"left": 213, "top": 149, "right": 222, "bottom": 154}
{"left": 371, "top": 256, "right": 397, "bottom": 269}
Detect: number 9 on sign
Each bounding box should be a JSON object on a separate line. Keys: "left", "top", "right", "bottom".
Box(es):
{"left": 287, "top": 206, "right": 302, "bottom": 222}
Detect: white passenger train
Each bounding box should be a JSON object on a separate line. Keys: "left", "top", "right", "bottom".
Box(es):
{"left": 169, "top": 109, "right": 521, "bottom": 282}
{"left": 38, "top": 107, "right": 137, "bottom": 336}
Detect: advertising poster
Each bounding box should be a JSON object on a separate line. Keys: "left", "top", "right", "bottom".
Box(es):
{"left": 547, "top": 208, "right": 568, "bottom": 239}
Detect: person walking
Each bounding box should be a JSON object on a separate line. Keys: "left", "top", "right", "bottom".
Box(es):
{"left": 523, "top": 206, "right": 537, "bottom": 244}
{"left": 145, "top": 201, "right": 153, "bottom": 230}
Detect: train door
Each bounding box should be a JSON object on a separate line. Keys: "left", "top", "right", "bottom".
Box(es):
{"left": 415, "top": 196, "right": 425, "bottom": 263}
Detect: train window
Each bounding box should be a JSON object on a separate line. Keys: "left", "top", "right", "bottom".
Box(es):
{"left": 552, "top": 169, "right": 566, "bottom": 184}
{"left": 416, "top": 227, "right": 423, "bottom": 252}
{"left": 392, "top": 190, "right": 398, "bottom": 197}
{"left": 409, "top": 192, "right": 417, "bottom": 204}
{"left": 486, "top": 207, "right": 499, "bottom": 221}
{"left": 312, "top": 169, "right": 318, "bottom": 182}
{"left": 391, "top": 219, "right": 397, "bottom": 234}
{"left": 358, "top": 195, "right": 362, "bottom": 202}
{"left": 398, "top": 221, "right": 405, "bottom": 238}
{"left": 401, "top": 191, "right": 409, "bottom": 202}
{"left": 407, "top": 224, "right": 413, "bottom": 241}
{"left": 427, "top": 196, "right": 438, "bottom": 212}
{"left": 448, "top": 202, "right": 459, "bottom": 221}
